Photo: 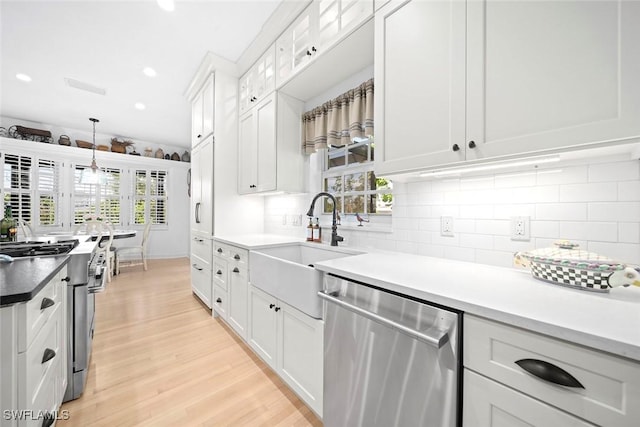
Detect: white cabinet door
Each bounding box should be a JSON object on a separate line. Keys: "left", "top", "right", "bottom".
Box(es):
{"left": 248, "top": 285, "right": 278, "bottom": 370}
{"left": 317, "top": 0, "right": 373, "bottom": 51}
{"left": 238, "top": 110, "right": 257, "bottom": 194}
{"left": 466, "top": 0, "right": 640, "bottom": 161}
{"left": 255, "top": 93, "right": 277, "bottom": 192}
{"left": 191, "top": 90, "right": 203, "bottom": 147}
{"left": 374, "top": 0, "right": 466, "bottom": 175}
{"left": 238, "top": 93, "right": 277, "bottom": 194}
{"left": 275, "top": 6, "right": 316, "bottom": 87}
{"left": 228, "top": 266, "right": 248, "bottom": 340}
{"left": 277, "top": 301, "right": 323, "bottom": 417}
{"left": 191, "top": 137, "right": 214, "bottom": 236}
{"left": 464, "top": 370, "right": 597, "bottom": 427}
{"left": 191, "top": 257, "right": 212, "bottom": 308}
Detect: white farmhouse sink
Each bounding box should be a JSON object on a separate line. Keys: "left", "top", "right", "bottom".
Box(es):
{"left": 250, "top": 243, "right": 363, "bottom": 319}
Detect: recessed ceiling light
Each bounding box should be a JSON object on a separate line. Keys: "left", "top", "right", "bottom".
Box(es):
{"left": 135, "top": 102, "right": 146, "bottom": 110}
{"left": 157, "top": 0, "right": 175, "bottom": 12}
{"left": 143, "top": 67, "right": 157, "bottom": 77}
{"left": 16, "top": 73, "right": 32, "bottom": 82}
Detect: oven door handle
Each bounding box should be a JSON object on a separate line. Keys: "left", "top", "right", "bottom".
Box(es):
{"left": 318, "top": 290, "right": 450, "bottom": 348}
{"left": 88, "top": 265, "right": 108, "bottom": 294}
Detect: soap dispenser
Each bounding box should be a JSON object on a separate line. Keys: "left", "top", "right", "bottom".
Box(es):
{"left": 313, "top": 218, "right": 321, "bottom": 243}
{"left": 306, "top": 217, "right": 314, "bottom": 242}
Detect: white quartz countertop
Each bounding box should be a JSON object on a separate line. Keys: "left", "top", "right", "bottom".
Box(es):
{"left": 314, "top": 252, "right": 640, "bottom": 362}
{"left": 213, "top": 234, "right": 304, "bottom": 250}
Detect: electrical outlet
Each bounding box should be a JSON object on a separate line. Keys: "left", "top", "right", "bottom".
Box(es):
{"left": 511, "top": 216, "right": 530, "bottom": 241}
{"left": 441, "top": 216, "right": 454, "bottom": 236}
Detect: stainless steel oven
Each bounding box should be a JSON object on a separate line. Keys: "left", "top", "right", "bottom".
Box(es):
{"left": 63, "top": 240, "right": 105, "bottom": 402}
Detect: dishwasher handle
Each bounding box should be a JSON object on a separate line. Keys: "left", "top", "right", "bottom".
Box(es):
{"left": 318, "top": 290, "right": 450, "bottom": 349}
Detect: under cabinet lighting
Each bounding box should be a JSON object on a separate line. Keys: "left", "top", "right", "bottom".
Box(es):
{"left": 157, "top": 0, "right": 175, "bottom": 12}
{"left": 16, "top": 73, "right": 32, "bottom": 82}
{"left": 135, "top": 102, "right": 146, "bottom": 110}
{"left": 419, "top": 156, "right": 561, "bottom": 178}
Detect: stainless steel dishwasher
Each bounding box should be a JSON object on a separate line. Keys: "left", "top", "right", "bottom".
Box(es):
{"left": 319, "top": 274, "right": 461, "bottom": 427}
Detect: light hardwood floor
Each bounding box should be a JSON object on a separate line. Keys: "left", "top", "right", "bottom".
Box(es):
{"left": 59, "top": 258, "right": 322, "bottom": 427}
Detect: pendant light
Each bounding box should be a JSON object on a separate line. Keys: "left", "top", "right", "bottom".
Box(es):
{"left": 80, "top": 117, "right": 106, "bottom": 185}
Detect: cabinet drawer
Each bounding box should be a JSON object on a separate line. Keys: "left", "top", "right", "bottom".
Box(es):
{"left": 464, "top": 314, "right": 640, "bottom": 427}
{"left": 213, "top": 285, "right": 228, "bottom": 320}
{"left": 191, "top": 262, "right": 212, "bottom": 308}
{"left": 17, "top": 274, "right": 61, "bottom": 352}
{"left": 191, "top": 235, "right": 212, "bottom": 266}
{"left": 214, "top": 242, "right": 248, "bottom": 273}
{"left": 212, "top": 260, "right": 227, "bottom": 291}
{"left": 18, "top": 303, "right": 61, "bottom": 409}
{"left": 463, "top": 370, "right": 596, "bottom": 427}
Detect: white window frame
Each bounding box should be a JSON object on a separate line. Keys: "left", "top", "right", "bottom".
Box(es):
{"left": 130, "top": 169, "right": 168, "bottom": 227}
{"left": 72, "top": 165, "right": 123, "bottom": 225}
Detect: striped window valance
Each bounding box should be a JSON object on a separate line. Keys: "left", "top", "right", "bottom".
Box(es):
{"left": 302, "top": 78, "right": 374, "bottom": 154}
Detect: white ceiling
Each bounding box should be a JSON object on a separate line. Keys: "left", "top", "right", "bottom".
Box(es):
{"left": 0, "top": 0, "right": 283, "bottom": 149}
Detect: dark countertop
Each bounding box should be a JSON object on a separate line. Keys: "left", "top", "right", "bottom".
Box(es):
{"left": 0, "top": 255, "right": 70, "bottom": 305}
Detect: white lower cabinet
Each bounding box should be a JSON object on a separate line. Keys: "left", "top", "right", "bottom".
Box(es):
{"left": 464, "top": 370, "right": 596, "bottom": 427}
{"left": 463, "top": 314, "right": 640, "bottom": 427}
{"left": 248, "top": 285, "right": 323, "bottom": 418}
{"left": 227, "top": 266, "right": 248, "bottom": 340}
{"left": 1, "top": 266, "right": 68, "bottom": 427}
{"left": 191, "top": 235, "right": 213, "bottom": 308}
{"left": 212, "top": 241, "right": 249, "bottom": 340}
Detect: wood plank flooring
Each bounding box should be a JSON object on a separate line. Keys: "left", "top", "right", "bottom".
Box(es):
{"left": 59, "top": 258, "right": 322, "bottom": 427}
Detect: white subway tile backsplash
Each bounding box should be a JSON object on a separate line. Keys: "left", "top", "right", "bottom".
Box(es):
{"left": 559, "top": 182, "right": 617, "bottom": 202}
{"left": 536, "top": 203, "right": 587, "bottom": 221}
{"left": 494, "top": 172, "right": 536, "bottom": 188}
{"left": 460, "top": 233, "right": 493, "bottom": 249}
{"left": 619, "top": 223, "right": 640, "bottom": 244}
{"left": 536, "top": 166, "right": 588, "bottom": 185}
{"left": 589, "top": 160, "right": 640, "bottom": 182}
{"left": 587, "top": 241, "right": 640, "bottom": 263}
{"left": 475, "top": 249, "right": 515, "bottom": 268}
{"left": 460, "top": 204, "right": 493, "bottom": 219}
{"left": 263, "top": 155, "right": 639, "bottom": 270}
{"left": 618, "top": 181, "right": 640, "bottom": 201}
{"left": 530, "top": 221, "right": 559, "bottom": 238}
{"left": 588, "top": 202, "right": 640, "bottom": 222}
{"left": 444, "top": 246, "right": 475, "bottom": 262}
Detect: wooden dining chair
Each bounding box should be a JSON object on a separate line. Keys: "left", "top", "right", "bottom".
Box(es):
{"left": 115, "top": 222, "right": 151, "bottom": 274}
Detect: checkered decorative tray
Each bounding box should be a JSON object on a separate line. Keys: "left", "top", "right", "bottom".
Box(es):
{"left": 514, "top": 241, "right": 640, "bottom": 292}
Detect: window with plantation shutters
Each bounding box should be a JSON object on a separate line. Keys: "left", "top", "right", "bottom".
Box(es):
{"left": 72, "top": 165, "right": 122, "bottom": 225}
{"left": 2, "top": 154, "right": 33, "bottom": 222}
{"left": 99, "top": 168, "right": 121, "bottom": 224}
{"left": 131, "top": 169, "right": 168, "bottom": 226}
{"left": 37, "top": 159, "right": 61, "bottom": 227}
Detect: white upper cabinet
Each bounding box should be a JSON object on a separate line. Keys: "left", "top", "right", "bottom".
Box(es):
{"left": 375, "top": 0, "right": 640, "bottom": 176}
{"left": 238, "top": 92, "right": 304, "bottom": 195}
{"left": 374, "top": 0, "right": 466, "bottom": 176}
{"left": 276, "top": 0, "right": 374, "bottom": 89}
{"left": 191, "top": 73, "right": 215, "bottom": 147}
{"left": 239, "top": 46, "right": 276, "bottom": 115}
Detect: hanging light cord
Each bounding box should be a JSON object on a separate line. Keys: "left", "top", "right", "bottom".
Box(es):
{"left": 89, "top": 117, "right": 100, "bottom": 171}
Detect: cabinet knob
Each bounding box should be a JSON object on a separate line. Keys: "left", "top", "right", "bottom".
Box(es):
{"left": 217, "top": 248, "right": 223, "bottom": 253}
{"left": 234, "top": 254, "right": 240, "bottom": 260}
{"left": 216, "top": 298, "right": 222, "bottom": 303}
{"left": 40, "top": 297, "right": 55, "bottom": 310}
{"left": 468, "top": 140, "right": 476, "bottom": 149}
{"left": 269, "top": 303, "right": 275, "bottom": 309}
{"left": 452, "top": 144, "right": 460, "bottom": 152}
{"left": 41, "top": 348, "right": 56, "bottom": 364}
{"left": 192, "top": 264, "right": 203, "bottom": 271}
{"left": 312, "top": 46, "right": 317, "bottom": 53}
{"left": 233, "top": 267, "right": 240, "bottom": 273}
{"left": 216, "top": 270, "right": 222, "bottom": 275}
{"left": 274, "top": 306, "right": 281, "bottom": 312}
{"left": 61, "top": 276, "right": 70, "bottom": 282}
{"left": 306, "top": 50, "right": 312, "bottom": 56}
{"left": 249, "top": 184, "right": 257, "bottom": 189}
{"left": 197, "top": 134, "right": 202, "bottom": 139}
